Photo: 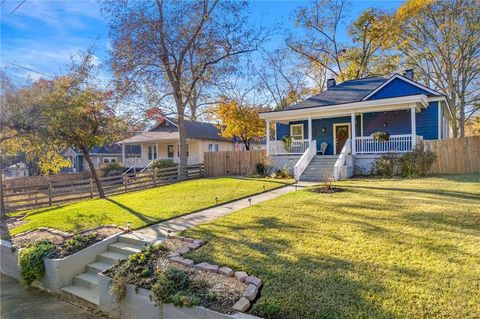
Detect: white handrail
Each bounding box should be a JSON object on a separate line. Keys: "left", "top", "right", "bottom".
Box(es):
{"left": 293, "top": 140, "right": 317, "bottom": 181}
{"left": 334, "top": 139, "right": 351, "bottom": 180}
{"left": 123, "top": 159, "right": 140, "bottom": 175}
{"left": 140, "top": 161, "right": 153, "bottom": 173}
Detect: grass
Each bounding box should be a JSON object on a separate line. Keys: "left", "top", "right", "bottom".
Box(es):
{"left": 8, "top": 177, "right": 292, "bottom": 236}
{"left": 184, "top": 174, "right": 480, "bottom": 319}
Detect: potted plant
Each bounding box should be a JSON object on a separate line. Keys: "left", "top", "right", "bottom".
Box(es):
{"left": 371, "top": 131, "right": 390, "bottom": 142}
{"left": 281, "top": 135, "right": 292, "bottom": 152}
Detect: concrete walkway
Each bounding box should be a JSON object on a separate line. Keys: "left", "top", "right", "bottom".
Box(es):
{"left": 127, "top": 184, "right": 302, "bottom": 241}
{"left": 1, "top": 274, "right": 104, "bottom": 319}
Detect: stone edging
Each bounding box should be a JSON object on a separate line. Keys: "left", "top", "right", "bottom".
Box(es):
{"left": 14, "top": 227, "right": 72, "bottom": 239}
{"left": 166, "top": 234, "right": 262, "bottom": 313}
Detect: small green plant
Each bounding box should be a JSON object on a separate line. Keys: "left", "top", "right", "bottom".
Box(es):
{"left": 399, "top": 146, "right": 436, "bottom": 177}
{"left": 152, "top": 159, "right": 178, "bottom": 169}
{"left": 18, "top": 241, "right": 55, "bottom": 285}
{"left": 252, "top": 298, "right": 283, "bottom": 319}
{"left": 152, "top": 268, "right": 208, "bottom": 307}
{"left": 281, "top": 135, "right": 292, "bottom": 152}
{"left": 101, "top": 162, "right": 125, "bottom": 176}
{"left": 371, "top": 131, "right": 390, "bottom": 142}
{"left": 255, "top": 162, "right": 267, "bottom": 176}
{"left": 273, "top": 165, "right": 291, "bottom": 179}
{"left": 374, "top": 153, "right": 400, "bottom": 177}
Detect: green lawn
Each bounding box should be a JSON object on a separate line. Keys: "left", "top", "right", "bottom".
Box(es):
{"left": 184, "top": 174, "right": 480, "bottom": 319}
{"left": 9, "top": 177, "right": 292, "bottom": 236}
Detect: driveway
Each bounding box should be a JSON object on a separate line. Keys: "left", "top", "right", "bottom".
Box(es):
{"left": 0, "top": 274, "right": 103, "bottom": 319}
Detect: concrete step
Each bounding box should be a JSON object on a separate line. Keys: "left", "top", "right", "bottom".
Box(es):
{"left": 86, "top": 261, "right": 112, "bottom": 274}
{"left": 108, "top": 242, "right": 142, "bottom": 255}
{"left": 61, "top": 284, "right": 99, "bottom": 306}
{"left": 98, "top": 251, "right": 129, "bottom": 264}
{"left": 119, "top": 233, "right": 155, "bottom": 246}
{"left": 74, "top": 272, "right": 98, "bottom": 289}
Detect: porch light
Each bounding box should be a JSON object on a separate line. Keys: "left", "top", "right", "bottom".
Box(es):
{"left": 321, "top": 127, "right": 326, "bottom": 133}
{"left": 383, "top": 122, "right": 388, "bottom": 128}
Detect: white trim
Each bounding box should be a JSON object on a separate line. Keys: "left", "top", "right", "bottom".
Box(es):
{"left": 259, "top": 95, "right": 429, "bottom": 121}
{"left": 290, "top": 124, "right": 304, "bottom": 140}
{"left": 351, "top": 113, "right": 356, "bottom": 155}
{"left": 307, "top": 117, "right": 312, "bottom": 142}
{"left": 411, "top": 107, "right": 417, "bottom": 148}
{"left": 361, "top": 74, "right": 441, "bottom": 101}
{"left": 360, "top": 113, "right": 364, "bottom": 137}
{"left": 266, "top": 120, "right": 270, "bottom": 156}
{"left": 438, "top": 102, "right": 442, "bottom": 139}
{"left": 150, "top": 117, "right": 179, "bottom": 131}
{"left": 333, "top": 123, "right": 351, "bottom": 155}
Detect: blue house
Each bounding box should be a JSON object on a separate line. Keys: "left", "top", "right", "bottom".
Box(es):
{"left": 259, "top": 70, "right": 451, "bottom": 181}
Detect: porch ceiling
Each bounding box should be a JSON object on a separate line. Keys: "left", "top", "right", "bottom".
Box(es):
{"left": 119, "top": 131, "right": 180, "bottom": 145}
{"left": 260, "top": 94, "right": 431, "bottom": 122}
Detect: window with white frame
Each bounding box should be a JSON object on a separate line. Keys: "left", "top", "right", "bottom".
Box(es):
{"left": 176, "top": 144, "right": 189, "bottom": 157}
{"left": 290, "top": 124, "right": 304, "bottom": 140}
{"left": 208, "top": 143, "right": 219, "bottom": 152}
{"left": 103, "top": 157, "right": 117, "bottom": 163}
{"left": 147, "top": 145, "right": 157, "bottom": 160}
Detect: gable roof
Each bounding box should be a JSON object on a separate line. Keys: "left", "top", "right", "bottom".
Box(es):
{"left": 150, "top": 117, "right": 227, "bottom": 141}
{"left": 284, "top": 74, "right": 442, "bottom": 112}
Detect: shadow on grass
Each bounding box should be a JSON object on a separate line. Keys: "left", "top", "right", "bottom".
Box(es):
{"left": 105, "top": 198, "right": 156, "bottom": 224}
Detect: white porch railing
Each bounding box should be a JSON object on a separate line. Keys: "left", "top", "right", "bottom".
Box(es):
{"left": 355, "top": 134, "right": 422, "bottom": 154}
{"left": 269, "top": 139, "right": 309, "bottom": 155}
{"left": 334, "top": 139, "right": 351, "bottom": 180}
{"left": 293, "top": 140, "right": 317, "bottom": 181}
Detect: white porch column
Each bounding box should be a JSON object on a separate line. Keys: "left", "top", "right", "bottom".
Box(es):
{"left": 411, "top": 106, "right": 417, "bottom": 149}
{"left": 308, "top": 116, "right": 312, "bottom": 144}
{"left": 121, "top": 143, "right": 125, "bottom": 166}
{"left": 266, "top": 120, "right": 270, "bottom": 156}
{"left": 351, "top": 112, "right": 356, "bottom": 154}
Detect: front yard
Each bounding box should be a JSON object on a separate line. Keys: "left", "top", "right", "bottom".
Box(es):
{"left": 7, "top": 177, "right": 291, "bottom": 236}
{"left": 185, "top": 174, "right": 480, "bottom": 319}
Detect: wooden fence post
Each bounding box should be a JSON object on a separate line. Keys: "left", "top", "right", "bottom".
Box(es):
{"left": 89, "top": 178, "right": 94, "bottom": 198}
{"left": 124, "top": 175, "right": 128, "bottom": 193}
{"left": 153, "top": 169, "right": 157, "bottom": 186}
{"left": 48, "top": 182, "right": 52, "bottom": 206}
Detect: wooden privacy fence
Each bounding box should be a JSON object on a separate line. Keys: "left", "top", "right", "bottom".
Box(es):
{"left": 204, "top": 150, "right": 266, "bottom": 177}
{"left": 1, "top": 164, "right": 204, "bottom": 212}
{"left": 423, "top": 136, "right": 480, "bottom": 174}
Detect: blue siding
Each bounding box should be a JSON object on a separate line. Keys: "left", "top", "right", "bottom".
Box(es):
{"left": 417, "top": 102, "right": 439, "bottom": 140}
{"left": 276, "top": 117, "right": 360, "bottom": 155}
{"left": 362, "top": 102, "right": 438, "bottom": 140}
{"left": 368, "top": 78, "right": 431, "bottom": 100}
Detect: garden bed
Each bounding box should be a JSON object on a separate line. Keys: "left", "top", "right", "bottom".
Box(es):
{"left": 105, "top": 236, "right": 262, "bottom": 315}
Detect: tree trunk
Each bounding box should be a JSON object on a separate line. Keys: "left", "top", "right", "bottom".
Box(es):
{"left": 459, "top": 95, "right": 466, "bottom": 137}
{"left": 79, "top": 147, "right": 105, "bottom": 198}
{"left": 0, "top": 155, "right": 5, "bottom": 218}
{"left": 243, "top": 139, "right": 250, "bottom": 151}
{"left": 177, "top": 112, "right": 188, "bottom": 180}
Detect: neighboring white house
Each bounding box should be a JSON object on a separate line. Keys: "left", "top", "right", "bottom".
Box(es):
{"left": 3, "top": 162, "right": 29, "bottom": 178}
{"left": 119, "top": 117, "right": 245, "bottom": 168}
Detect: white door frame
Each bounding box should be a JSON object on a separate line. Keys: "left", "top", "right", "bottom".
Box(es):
{"left": 333, "top": 123, "right": 351, "bottom": 155}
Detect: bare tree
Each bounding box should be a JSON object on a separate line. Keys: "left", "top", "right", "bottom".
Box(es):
{"left": 396, "top": 0, "right": 480, "bottom": 137}
{"left": 103, "top": 0, "right": 265, "bottom": 178}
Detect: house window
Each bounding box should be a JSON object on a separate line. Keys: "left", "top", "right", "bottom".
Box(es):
{"left": 167, "top": 145, "right": 174, "bottom": 158}
{"left": 148, "top": 145, "right": 157, "bottom": 160}
{"left": 290, "top": 124, "right": 304, "bottom": 140}
{"left": 103, "top": 157, "right": 117, "bottom": 163}
{"left": 208, "top": 143, "right": 219, "bottom": 152}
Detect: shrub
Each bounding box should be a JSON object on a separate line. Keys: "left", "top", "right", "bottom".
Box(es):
{"left": 399, "top": 146, "right": 436, "bottom": 177}
{"left": 101, "top": 162, "right": 125, "bottom": 176}
{"left": 18, "top": 241, "right": 55, "bottom": 285}
{"left": 152, "top": 159, "right": 177, "bottom": 169}
{"left": 371, "top": 131, "right": 390, "bottom": 142}
{"left": 255, "top": 163, "right": 267, "bottom": 176}
{"left": 273, "top": 165, "right": 291, "bottom": 179}
{"left": 281, "top": 135, "right": 292, "bottom": 152}
{"left": 374, "top": 153, "right": 400, "bottom": 177}
{"left": 252, "top": 298, "right": 283, "bottom": 319}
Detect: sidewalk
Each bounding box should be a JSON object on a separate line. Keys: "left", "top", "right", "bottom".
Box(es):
{"left": 1, "top": 275, "right": 103, "bottom": 319}
{"left": 126, "top": 184, "right": 303, "bottom": 241}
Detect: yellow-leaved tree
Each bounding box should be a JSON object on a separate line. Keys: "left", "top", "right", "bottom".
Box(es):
{"left": 211, "top": 98, "right": 266, "bottom": 150}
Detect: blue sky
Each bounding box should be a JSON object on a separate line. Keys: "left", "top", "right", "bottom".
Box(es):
{"left": 1, "top": 0, "right": 403, "bottom": 84}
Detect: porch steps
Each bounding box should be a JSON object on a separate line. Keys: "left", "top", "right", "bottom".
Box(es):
{"left": 60, "top": 235, "right": 154, "bottom": 307}
{"left": 299, "top": 155, "right": 338, "bottom": 181}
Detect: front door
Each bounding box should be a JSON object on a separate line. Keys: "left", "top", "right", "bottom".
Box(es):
{"left": 334, "top": 124, "right": 350, "bottom": 154}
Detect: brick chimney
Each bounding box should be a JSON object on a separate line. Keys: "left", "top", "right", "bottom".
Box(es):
{"left": 403, "top": 69, "right": 414, "bottom": 80}
{"left": 326, "top": 78, "right": 336, "bottom": 89}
